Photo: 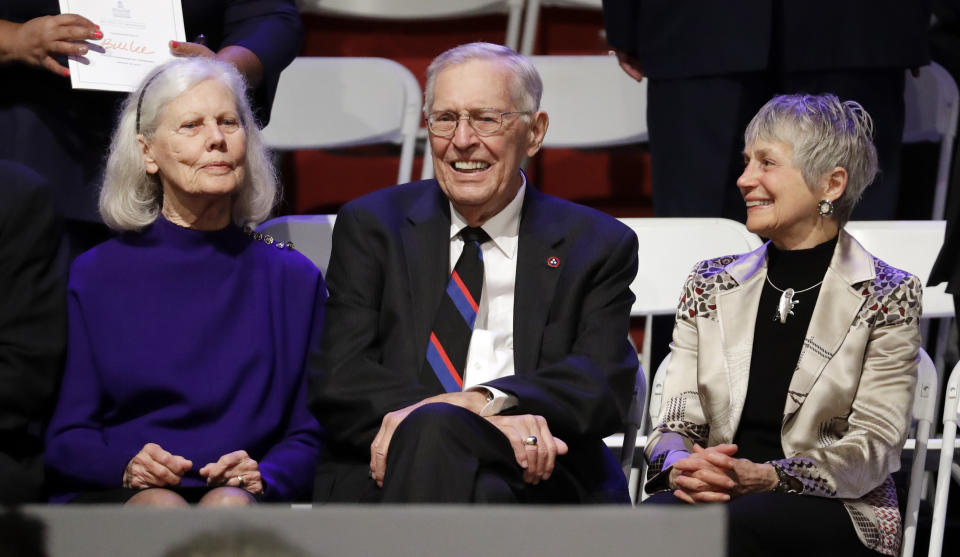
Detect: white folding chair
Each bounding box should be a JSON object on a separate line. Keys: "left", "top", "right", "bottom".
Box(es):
{"left": 618, "top": 218, "right": 762, "bottom": 375}
{"left": 532, "top": 54, "right": 647, "bottom": 148}
{"left": 902, "top": 348, "right": 939, "bottom": 557}
{"left": 519, "top": 0, "right": 602, "bottom": 55}
{"left": 255, "top": 215, "right": 337, "bottom": 274}
{"left": 634, "top": 352, "right": 670, "bottom": 502}
{"left": 844, "top": 221, "right": 954, "bottom": 381}
{"left": 903, "top": 62, "right": 959, "bottom": 220}
{"left": 929, "top": 360, "right": 960, "bottom": 557}
{"left": 621, "top": 363, "right": 647, "bottom": 503}
{"left": 296, "top": 0, "right": 525, "bottom": 51}
{"left": 261, "top": 57, "right": 421, "bottom": 185}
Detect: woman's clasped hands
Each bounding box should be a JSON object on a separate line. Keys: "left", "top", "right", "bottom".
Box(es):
{"left": 668, "top": 443, "right": 779, "bottom": 504}
{"left": 123, "top": 443, "right": 263, "bottom": 495}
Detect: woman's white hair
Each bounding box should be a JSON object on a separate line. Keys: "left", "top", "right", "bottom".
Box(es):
{"left": 423, "top": 42, "right": 543, "bottom": 115}
{"left": 100, "top": 57, "right": 277, "bottom": 231}
{"left": 744, "top": 93, "right": 878, "bottom": 225}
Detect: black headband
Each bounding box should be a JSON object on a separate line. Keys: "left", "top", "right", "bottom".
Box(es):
{"left": 135, "top": 70, "right": 164, "bottom": 134}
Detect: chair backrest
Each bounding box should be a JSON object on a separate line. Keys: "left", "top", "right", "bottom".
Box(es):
{"left": 901, "top": 348, "right": 938, "bottom": 557}
{"left": 619, "top": 218, "right": 763, "bottom": 317}
{"left": 255, "top": 215, "right": 337, "bottom": 274}
{"left": 902, "top": 62, "right": 959, "bottom": 220}
{"left": 520, "top": 0, "right": 602, "bottom": 55}
{"left": 912, "top": 348, "right": 939, "bottom": 427}
{"left": 843, "top": 221, "right": 953, "bottom": 319}
{"left": 297, "top": 0, "right": 524, "bottom": 50}
{"left": 261, "top": 57, "right": 421, "bottom": 184}
{"left": 648, "top": 352, "right": 671, "bottom": 428}
{"left": 620, "top": 362, "right": 646, "bottom": 481}
{"left": 531, "top": 55, "right": 647, "bottom": 148}
{"left": 928, "top": 360, "right": 960, "bottom": 557}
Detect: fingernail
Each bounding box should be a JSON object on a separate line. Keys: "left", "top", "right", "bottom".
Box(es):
{"left": 95, "top": 24, "right": 101, "bottom": 29}
{"left": 62, "top": 68, "right": 70, "bottom": 76}
{"left": 93, "top": 30, "right": 103, "bottom": 39}
{"left": 170, "top": 40, "right": 178, "bottom": 48}
{"left": 78, "top": 46, "right": 88, "bottom": 55}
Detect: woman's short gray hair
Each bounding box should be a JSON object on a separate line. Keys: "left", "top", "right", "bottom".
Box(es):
{"left": 423, "top": 42, "right": 543, "bottom": 115}
{"left": 100, "top": 57, "right": 277, "bottom": 231}
{"left": 744, "top": 93, "right": 878, "bottom": 225}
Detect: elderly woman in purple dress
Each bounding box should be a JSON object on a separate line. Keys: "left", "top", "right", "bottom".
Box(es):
{"left": 45, "top": 57, "right": 324, "bottom": 506}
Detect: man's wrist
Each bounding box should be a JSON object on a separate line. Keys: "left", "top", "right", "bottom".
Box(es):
{"left": 436, "top": 390, "right": 489, "bottom": 414}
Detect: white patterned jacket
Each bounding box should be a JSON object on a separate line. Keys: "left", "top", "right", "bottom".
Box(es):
{"left": 646, "top": 229, "right": 922, "bottom": 556}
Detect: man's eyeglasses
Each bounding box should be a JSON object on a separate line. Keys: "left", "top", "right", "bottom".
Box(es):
{"left": 426, "top": 109, "right": 531, "bottom": 137}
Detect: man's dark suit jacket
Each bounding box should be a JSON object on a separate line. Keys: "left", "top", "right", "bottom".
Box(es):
{"left": 0, "top": 161, "right": 66, "bottom": 503}
{"left": 308, "top": 180, "right": 639, "bottom": 502}
{"left": 602, "top": 0, "right": 930, "bottom": 80}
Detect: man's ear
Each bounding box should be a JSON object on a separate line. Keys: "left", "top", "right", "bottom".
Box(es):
{"left": 525, "top": 111, "right": 549, "bottom": 157}
{"left": 823, "top": 166, "right": 847, "bottom": 202}
{"left": 138, "top": 134, "right": 159, "bottom": 175}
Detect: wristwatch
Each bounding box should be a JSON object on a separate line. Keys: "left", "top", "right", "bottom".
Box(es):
{"left": 771, "top": 463, "right": 802, "bottom": 494}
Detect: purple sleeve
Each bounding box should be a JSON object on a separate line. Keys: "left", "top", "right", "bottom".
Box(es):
{"left": 44, "top": 277, "right": 135, "bottom": 491}
{"left": 258, "top": 269, "right": 326, "bottom": 502}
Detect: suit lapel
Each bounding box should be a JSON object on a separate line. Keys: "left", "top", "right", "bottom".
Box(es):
{"left": 400, "top": 183, "right": 451, "bottom": 368}
{"left": 782, "top": 230, "right": 875, "bottom": 422}
{"left": 716, "top": 246, "right": 767, "bottom": 439}
{"left": 514, "top": 187, "right": 567, "bottom": 374}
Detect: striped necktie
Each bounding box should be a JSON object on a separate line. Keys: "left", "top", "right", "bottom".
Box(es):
{"left": 422, "top": 226, "right": 491, "bottom": 392}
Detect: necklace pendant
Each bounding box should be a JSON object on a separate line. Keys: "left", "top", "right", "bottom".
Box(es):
{"left": 775, "top": 288, "right": 798, "bottom": 324}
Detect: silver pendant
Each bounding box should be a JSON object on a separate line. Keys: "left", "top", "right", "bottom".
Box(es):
{"left": 774, "top": 288, "right": 798, "bottom": 324}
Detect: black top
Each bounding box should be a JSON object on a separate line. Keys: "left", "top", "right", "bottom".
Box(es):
{"left": 734, "top": 236, "right": 838, "bottom": 463}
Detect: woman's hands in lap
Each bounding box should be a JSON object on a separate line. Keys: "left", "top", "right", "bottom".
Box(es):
{"left": 123, "top": 443, "right": 192, "bottom": 489}
{"left": 199, "top": 450, "right": 263, "bottom": 496}
{"left": 669, "top": 444, "right": 779, "bottom": 503}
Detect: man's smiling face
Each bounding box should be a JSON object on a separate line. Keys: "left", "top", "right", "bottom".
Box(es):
{"left": 427, "top": 59, "right": 547, "bottom": 225}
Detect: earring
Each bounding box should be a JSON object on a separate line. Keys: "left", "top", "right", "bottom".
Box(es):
{"left": 817, "top": 199, "right": 835, "bottom": 217}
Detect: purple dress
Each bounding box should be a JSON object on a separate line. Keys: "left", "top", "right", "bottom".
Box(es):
{"left": 45, "top": 216, "right": 324, "bottom": 502}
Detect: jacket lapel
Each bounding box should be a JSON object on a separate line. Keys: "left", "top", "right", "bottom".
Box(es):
{"left": 514, "top": 187, "right": 567, "bottom": 374}
{"left": 400, "top": 182, "right": 451, "bottom": 363}
{"left": 716, "top": 246, "right": 767, "bottom": 439}
{"left": 782, "top": 230, "right": 875, "bottom": 421}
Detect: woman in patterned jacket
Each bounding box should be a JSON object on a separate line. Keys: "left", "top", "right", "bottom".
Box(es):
{"left": 644, "top": 93, "right": 921, "bottom": 557}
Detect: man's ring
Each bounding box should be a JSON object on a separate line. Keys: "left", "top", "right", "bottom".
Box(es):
{"left": 237, "top": 475, "right": 244, "bottom": 486}
{"left": 524, "top": 435, "right": 538, "bottom": 446}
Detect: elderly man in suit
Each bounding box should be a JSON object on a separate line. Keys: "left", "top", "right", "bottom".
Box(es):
{"left": 308, "top": 42, "right": 639, "bottom": 504}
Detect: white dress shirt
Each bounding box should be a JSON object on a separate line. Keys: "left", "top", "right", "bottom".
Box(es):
{"left": 448, "top": 180, "right": 525, "bottom": 416}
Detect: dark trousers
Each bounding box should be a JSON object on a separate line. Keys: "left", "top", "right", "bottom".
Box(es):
{"left": 646, "top": 490, "right": 884, "bottom": 556}
{"left": 647, "top": 68, "right": 906, "bottom": 221}
{"left": 381, "top": 403, "right": 588, "bottom": 504}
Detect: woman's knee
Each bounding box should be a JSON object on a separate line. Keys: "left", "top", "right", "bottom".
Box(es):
{"left": 198, "top": 486, "right": 256, "bottom": 507}
{"left": 125, "top": 488, "right": 189, "bottom": 507}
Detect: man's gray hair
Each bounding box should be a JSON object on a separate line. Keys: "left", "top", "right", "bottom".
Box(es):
{"left": 744, "top": 93, "right": 878, "bottom": 225}
{"left": 100, "top": 57, "right": 277, "bottom": 231}
{"left": 423, "top": 42, "right": 543, "bottom": 115}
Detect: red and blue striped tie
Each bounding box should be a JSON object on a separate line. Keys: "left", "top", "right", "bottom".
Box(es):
{"left": 423, "top": 227, "right": 490, "bottom": 392}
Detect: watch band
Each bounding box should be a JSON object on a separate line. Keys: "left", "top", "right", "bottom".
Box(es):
{"left": 771, "top": 463, "right": 802, "bottom": 494}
